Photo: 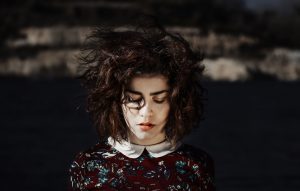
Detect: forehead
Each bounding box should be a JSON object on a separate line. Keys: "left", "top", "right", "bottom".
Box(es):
{"left": 127, "top": 74, "right": 169, "bottom": 93}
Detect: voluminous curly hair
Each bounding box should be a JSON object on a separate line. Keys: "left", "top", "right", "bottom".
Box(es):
{"left": 77, "top": 23, "right": 205, "bottom": 143}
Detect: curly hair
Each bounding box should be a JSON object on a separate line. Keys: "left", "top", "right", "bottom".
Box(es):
{"left": 77, "top": 23, "right": 205, "bottom": 143}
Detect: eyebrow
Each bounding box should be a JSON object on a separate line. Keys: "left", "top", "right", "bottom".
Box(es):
{"left": 125, "top": 89, "right": 169, "bottom": 96}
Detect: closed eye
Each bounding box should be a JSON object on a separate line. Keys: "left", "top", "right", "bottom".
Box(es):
{"left": 127, "top": 97, "right": 143, "bottom": 103}
{"left": 153, "top": 97, "right": 168, "bottom": 104}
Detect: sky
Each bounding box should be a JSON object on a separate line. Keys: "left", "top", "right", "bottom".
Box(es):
{"left": 244, "top": 0, "right": 282, "bottom": 10}
{"left": 243, "top": 0, "right": 298, "bottom": 14}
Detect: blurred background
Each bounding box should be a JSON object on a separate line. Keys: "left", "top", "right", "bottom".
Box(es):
{"left": 1, "top": 0, "right": 300, "bottom": 190}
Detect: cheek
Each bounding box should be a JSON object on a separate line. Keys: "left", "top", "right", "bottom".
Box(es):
{"left": 157, "top": 104, "right": 170, "bottom": 119}
{"left": 165, "top": 107, "right": 170, "bottom": 119}
{"left": 122, "top": 105, "right": 138, "bottom": 124}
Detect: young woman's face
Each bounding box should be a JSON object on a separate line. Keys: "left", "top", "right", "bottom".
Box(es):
{"left": 122, "top": 75, "right": 170, "bottom": 145}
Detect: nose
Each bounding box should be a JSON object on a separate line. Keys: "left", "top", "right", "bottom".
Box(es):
{"left": 139, "top": 102, "right": 153, "bottom": 117}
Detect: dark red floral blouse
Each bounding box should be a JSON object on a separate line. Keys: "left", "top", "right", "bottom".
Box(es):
{"left": 69, "top": 141, "right": 215, "bottom": 190}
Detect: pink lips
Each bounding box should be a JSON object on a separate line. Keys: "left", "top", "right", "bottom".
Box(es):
{"left": 138, "top": 122, "right": 154, "bottom": 131}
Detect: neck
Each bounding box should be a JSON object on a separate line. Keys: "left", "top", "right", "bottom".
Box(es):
{"left": 128, "top": 132, "right": 166, "bottom": 146}
{"left": 130, "top": 139, "right": 167, "bottom": 146}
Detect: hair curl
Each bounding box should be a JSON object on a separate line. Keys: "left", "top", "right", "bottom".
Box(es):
{"left": 77, "top": 23, "right": 205, "bottom": 143}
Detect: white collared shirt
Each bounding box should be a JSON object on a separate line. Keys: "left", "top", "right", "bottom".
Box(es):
{"left": 107, "top": 137, "right": 182, "bottom": 158}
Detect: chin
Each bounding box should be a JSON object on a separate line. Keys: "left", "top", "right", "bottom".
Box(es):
{"left": 134, "top": 133, "right": 152, "bottom": 140}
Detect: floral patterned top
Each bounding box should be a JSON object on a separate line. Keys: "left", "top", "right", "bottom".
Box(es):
{"left": 68, "top": 140, "right": 215, "bottom": 191}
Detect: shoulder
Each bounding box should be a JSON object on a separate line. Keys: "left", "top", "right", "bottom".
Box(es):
{"left": 177, "top": 144, "right": 213, "bottom": 162}
{"left": 174, "top": 144, "right": 215, "bottom": 189}
{"left": 70, "top": 141, "right": 117, "bottom": 168}
{"left": 68, "top": 141, "right": 118, "bottom": 189}
{"left": 176, "top": 144, "right": 215, "bottom": 174}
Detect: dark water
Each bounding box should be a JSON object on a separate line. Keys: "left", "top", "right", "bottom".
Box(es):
{"left": 0, "top": 77, "right": 299, "bottom": 191}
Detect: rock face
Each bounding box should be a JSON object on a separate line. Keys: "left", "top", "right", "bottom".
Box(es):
{"left": 2, "top": 22, "right": 300, "bottom": 81}
{"left": 2, "top": 26, "right": 300, "bottom": 81}
{"left": 1, "top": 0, "right": 300, "bottom": 80}
{"left": 203, "top": 58, "right": 250, "bottom": 81}
{"left": 6, "top": 27, "right": 89, "bottom": 47}
{"left": 1, "top": 26, "right": 87, "bottom": 77}
{"left": 0, "top": 49, "right": 79, "bottom": 77}
{"left": 258, "top": 48, "right": 300, "bottom": 81}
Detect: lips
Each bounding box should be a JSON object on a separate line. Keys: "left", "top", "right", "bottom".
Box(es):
{"left": 138, "top": 122, "right": 154, "bottom": 131}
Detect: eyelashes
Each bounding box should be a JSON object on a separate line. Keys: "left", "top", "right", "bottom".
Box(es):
{"left": 124, "top": 96, "right": 167, "bottom": 106}
{"left": 127, "top": 97, "right": 143, "bottom": 104}
{"left": 123, "top": 97, "right": 143, "bottom": 110}
{"left": 153, "top": 99, "right": 166, "bottom": 104}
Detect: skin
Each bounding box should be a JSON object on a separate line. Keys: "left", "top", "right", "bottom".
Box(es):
{"left": 122, "top": 74, "right": 170, "bottom": 146}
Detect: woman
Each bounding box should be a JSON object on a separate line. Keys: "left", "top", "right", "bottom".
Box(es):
{"left": 69, "top": 23, "right": 215, "bottom": 190}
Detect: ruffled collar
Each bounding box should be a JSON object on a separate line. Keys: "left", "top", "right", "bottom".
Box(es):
{"left": 107, "top": 137, "right": 181, "bottom": 158}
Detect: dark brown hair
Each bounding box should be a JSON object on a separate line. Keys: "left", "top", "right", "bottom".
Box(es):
{"left": 77, "top": 23, "right": 205, "bottom": 143}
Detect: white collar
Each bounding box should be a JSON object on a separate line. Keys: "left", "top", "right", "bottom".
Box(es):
{"left": 107, "top": 137, "right": 181, "bottom": 158}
